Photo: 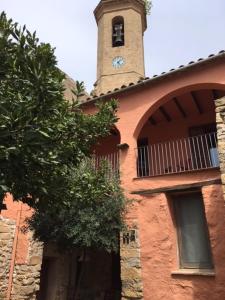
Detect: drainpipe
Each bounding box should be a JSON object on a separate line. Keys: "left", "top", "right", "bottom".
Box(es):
{"left": 6, "top": 202, "right": 22, "bottom": 300}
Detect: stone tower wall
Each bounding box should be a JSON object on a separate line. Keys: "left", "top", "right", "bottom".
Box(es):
{"left": 94, "top": 0, "right": 146, "bottom": 95}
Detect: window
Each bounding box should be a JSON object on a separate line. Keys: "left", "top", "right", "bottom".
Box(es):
{"left": 112, "top": 16, "right": 124, "bottom": 47}
{"left": 173, "top": 191, "right": 213, "bottom": 269}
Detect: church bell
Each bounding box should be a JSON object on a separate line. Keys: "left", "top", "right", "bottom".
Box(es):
{"left": 113, "top": 24, "right": 124, "bottom": 45}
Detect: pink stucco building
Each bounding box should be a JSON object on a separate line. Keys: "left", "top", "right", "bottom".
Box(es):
{"left": 1, "top": 1, "right": 225, "bottom": 299}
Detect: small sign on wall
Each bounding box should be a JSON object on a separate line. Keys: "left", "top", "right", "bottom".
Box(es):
{"left": 122, "top": 229, "right": 137, "bottom": 244}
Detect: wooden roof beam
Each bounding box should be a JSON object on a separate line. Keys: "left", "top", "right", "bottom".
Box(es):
{"left": 149, "top": 116, "right": 157, "bottom": 125}
{"left": 173, "top": 97, "right": 187, "bottom": 118}
{"left": 190, "top": 92, "right": 202, "bottom": 114}
{"left": 159, "top": 107, "right": 171, "bottom": 122}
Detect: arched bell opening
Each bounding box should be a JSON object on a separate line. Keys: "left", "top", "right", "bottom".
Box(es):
{"left": 112, "top": 16, "right": 125, "bottom": 47}
{"left": 136, "top": 87, "right": 225, "bottom": 177}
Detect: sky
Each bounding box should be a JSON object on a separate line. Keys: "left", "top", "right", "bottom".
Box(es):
{"left": 1, "top": 0, "right": 225, "bottom": 93}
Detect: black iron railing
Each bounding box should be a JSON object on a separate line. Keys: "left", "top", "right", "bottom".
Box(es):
{"left": 136, "top": 132, "right": 219, "bottom": 177}
{"left": 92, "top": 151, "right": 120, "bottom": 178}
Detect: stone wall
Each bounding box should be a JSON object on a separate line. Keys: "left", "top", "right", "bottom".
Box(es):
{"left": 0, "top": 216, "right": 16, "bottom": 300}
{"left": 120, "top": 225, "right": 143, "bottom": 300}
{"left": 215, "top": 96, "right": 225, "bottom": 198}
{"left": 10, "top": 232, "right": 43, "bottom": 300}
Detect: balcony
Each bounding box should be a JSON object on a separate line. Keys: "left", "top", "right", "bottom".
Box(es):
{"left": 136, "top": 132, "right": 219, "bottom": 178}
{"left": 92, "top": 151, "right": 120, "bottom": 178}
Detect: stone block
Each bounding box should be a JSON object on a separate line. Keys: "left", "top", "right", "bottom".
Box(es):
{"left": 0, "top": 224, "right": 10, "bottom": 233}
{"left": 0, "top": 233, "right": 11, "bottom": 240}
{"left": 22, "top": 277, "right": 34, "bottom": 285}
{"left": 215, "top": 97, "right": 225, "bottom": 107}
{"left": 121, "top": 248, "right": 140, "bottom": 258}
{"left": 29, "top": 255, "right": 42, "bottom": 266}
{"left": 121, "top": 266, "right": 142, "bottom": 280}
{"left": 17, "top": 285, "right": 35, "bottom": 295}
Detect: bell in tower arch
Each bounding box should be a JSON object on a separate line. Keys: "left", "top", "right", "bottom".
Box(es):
{"left": 112, "top": 16, "right": 125, "bottom": 47}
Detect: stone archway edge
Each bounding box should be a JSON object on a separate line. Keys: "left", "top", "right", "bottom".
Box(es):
{"left": 215, "top": 96, "right": 225, "bottom": 199}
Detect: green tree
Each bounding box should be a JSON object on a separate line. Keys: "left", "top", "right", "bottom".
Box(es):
{"left": 143, "top": 0, "right": 152, "bottom": 15}
{"left": 29, "top": 159, "right": 126, "bottom": 252}
{"left": 0, "top": 11, "right": 126, "bottom": 254}
{"left": 0, "top": 11, "right": 115, "bottom": 206}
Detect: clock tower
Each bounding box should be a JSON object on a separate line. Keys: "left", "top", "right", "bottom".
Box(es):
{"left": 94, "top": 0, "right": 147, "bottom": 95}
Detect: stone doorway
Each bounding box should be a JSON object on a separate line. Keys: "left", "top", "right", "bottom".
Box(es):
{"left": 37, "top": 245, "right": 121, "bottom": 300}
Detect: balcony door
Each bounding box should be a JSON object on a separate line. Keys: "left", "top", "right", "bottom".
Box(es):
{"left": 189, "top": 124, "right": 218, "bottom": 169}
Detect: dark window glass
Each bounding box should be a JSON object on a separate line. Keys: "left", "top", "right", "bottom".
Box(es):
{"left": 173, "top": 192, "right": 213, "bottom": 269}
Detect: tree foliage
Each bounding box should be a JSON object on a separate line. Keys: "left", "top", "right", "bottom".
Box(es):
{"left": 0, "top": 12, "right": 126, "bottom": 252}
{"left": 143, "top": 0, "right": 152, "bottom": 15}
{"left": 29, "top": 159, "right": 126, "bottom": 252}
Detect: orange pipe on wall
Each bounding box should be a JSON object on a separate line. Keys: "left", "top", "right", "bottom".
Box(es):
{"left": 6, "top": 201, "right": 22, "bottom": 300}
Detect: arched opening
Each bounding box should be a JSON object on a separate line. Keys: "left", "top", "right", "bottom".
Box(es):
{"left": 112, "top": 16, "right": 125, "bottom": 47}
{"left": 93, "top": 127, "right": 121, "bottom": 176}
{"left": 136, "top": 87, "right": 225, "bottom": 177}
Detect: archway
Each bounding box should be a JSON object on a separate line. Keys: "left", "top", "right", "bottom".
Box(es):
{"left": 135, "top": 85, "right": 225, "bottom": 177}
{"left": 134, "top": 83, "right": 225, "bottom": 139}
{"left": 93, "top": 126, "right": 121, "bottom": 176}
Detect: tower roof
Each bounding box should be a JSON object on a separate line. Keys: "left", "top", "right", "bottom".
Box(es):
{"left": 94, "top": 0, "right": 147, "bottom": 32}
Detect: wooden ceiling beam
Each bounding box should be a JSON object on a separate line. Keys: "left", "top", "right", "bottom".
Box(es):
{"left": 159, "top": 107, "right": 171, "bottom": 122}
{"left": 173, "top": 97, "right": 187, "bottom": 118}
{"left": 149, "top": 117, "right": 157, "bottom": 126}
{"left": 190, "top": 92, "right": 202, "bottom": 114}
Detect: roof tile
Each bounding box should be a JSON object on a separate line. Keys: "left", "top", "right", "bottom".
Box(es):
{"left": 84, "top": 49, "right": 225, "bottom": 103}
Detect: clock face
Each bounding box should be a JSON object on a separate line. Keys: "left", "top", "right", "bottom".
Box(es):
{"left": 112, "top": 56, "right": 125, "bottom": 69}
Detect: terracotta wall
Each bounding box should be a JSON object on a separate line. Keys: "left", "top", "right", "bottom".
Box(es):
{"left": 83, "top": 61, "right": 225, "bottom": 299}
{"left": 137, "top": 183, "right": 225, "bottom": 300}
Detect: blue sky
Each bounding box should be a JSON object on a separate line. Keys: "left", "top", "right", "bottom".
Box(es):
{"left": 1, "top": 0, "right": 225, "bottom": 92}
